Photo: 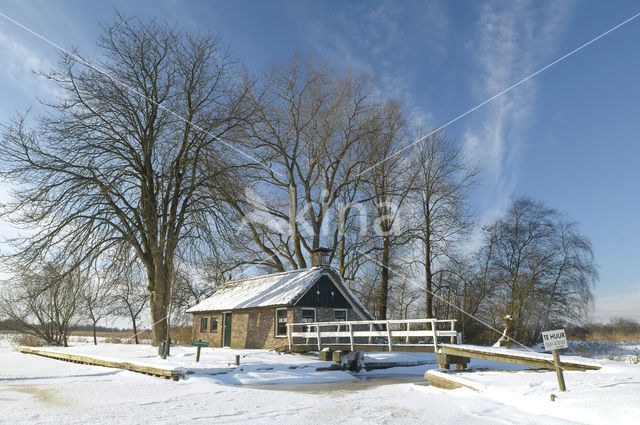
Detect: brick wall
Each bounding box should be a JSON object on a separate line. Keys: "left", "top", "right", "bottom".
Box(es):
{"left": 190, "top": 308, "right": 290, "bottom": 350}
{"left": 191, "top": 313, "right": 223, "bottom": 347}
{"left": 190, "top": 305, "right": 366, "bottom": 350}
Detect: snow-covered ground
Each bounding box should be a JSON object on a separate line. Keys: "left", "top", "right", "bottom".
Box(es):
{"left": 1, "top": 336, "right": 639, "bottom": 424}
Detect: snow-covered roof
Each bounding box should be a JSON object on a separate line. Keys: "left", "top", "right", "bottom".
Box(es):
{"left": 186, "top": 267, "right": 374, "bottom": 319}
{"left": 185, "top": 267, "right": 327, "bottom": 313}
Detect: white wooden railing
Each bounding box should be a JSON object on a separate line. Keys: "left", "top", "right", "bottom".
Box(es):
{"left": 286, "top": 318, "right": 457, "bottom": 352}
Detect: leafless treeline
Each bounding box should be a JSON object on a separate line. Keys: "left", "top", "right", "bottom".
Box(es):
{"left": 0, "top": 16, "right": 596, "bottom": 347}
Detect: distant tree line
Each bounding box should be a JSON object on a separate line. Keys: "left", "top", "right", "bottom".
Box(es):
{"left": 0, "top": 320, "right": 129, "bottom": 334}
{"left": 567, "top": 317, "right": 640, "bottom": 341}
{"left": 0, "top": 15, "right": 597, "bottom": 348}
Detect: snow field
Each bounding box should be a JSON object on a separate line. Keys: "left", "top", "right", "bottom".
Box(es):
{"left": 1, "top": 339, "right": 638, "bottom": 424}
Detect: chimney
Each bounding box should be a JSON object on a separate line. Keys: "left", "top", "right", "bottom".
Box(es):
{"left": 310, "top": 247, "right": 333, "bottom": 269}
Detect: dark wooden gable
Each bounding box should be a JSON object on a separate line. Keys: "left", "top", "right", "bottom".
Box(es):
{"left": 294, "top": 275, "right": 351, "bottom": 309}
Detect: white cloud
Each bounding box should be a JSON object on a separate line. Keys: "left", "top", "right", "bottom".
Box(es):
{"left": 0, "top": 22, "right": 58, "bottom": 100}
{"left": 464, "top": 0, "right": 574, "bottom": 223}
{"left": 594, "top": 287, "right": 640, "bottom": 321}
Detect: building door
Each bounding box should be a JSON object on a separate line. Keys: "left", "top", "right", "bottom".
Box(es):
{"left": 224, "top": 313, "right": 232, "bottom": 347}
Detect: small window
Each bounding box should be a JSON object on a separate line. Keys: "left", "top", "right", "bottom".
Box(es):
{"left": 301, "top": 309, "right": 316, "bottom": 323}
{"left": 200, "top": 317, "right": 208, "bottom": 332}
{"left": 275, "top": 309, "right": 288, "bottom": 337}
{"left": 210, "top": 316, "right": 218, "bottom": 333}
{"left": 335, "top": 309, "right": 347, "bottom": 321}
{"left": 301, "top": 309, "right": 316, "bottom": 332}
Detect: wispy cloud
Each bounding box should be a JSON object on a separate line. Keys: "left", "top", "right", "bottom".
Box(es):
{"left": 464, "top": 0, "right": 574, "bottom": 221}
{"left": 0, "top": 21, "right": 58, "bottom": 101}
{"left": 307, "top": 0, "right": 448, "bottom": 127}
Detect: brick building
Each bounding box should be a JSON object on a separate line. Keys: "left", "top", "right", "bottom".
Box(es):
{"left": 186, "top": 249, "right": 372, "bottom": 350}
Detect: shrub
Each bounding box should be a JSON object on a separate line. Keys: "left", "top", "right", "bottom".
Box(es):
{"left": 12, "top": 333, "right": 46, "bottom": 347}
{"left": 170, "top": 327, "right": 193, "bottom": 346}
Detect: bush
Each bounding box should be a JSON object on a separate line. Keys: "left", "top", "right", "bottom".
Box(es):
{"left": 568, "top": 317, "right": 640, "bottom": 342}
{"left": 170, "top": 327, "right": 193, "bottom": 346}
{"left": 12, "top": 333, "right": 46, "bottom": 347}
{"left": 123, "top": 331, "right": 152, "bottom": 344}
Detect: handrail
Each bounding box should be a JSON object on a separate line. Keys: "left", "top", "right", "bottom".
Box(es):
{"left": 285, "top": 318, "right": 458, "bottom": 352}
{"left": 286, "top": 318, "right": 456, "bottom": 327}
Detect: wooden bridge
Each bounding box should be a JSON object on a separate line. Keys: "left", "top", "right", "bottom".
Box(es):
{"left": 436, "top": 343, "right": 601, "bottom": 371}
{"left": 286, "top": 318, "right": 601, "bottom": 377}
{"left": 286, "top": 318, "right": 458, "bottom": 353}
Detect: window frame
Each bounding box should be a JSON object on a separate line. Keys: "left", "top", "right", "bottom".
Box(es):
{"left": 275, "top": 308, "right": 288, "bottom": 338}
{"left": 200, "top": 316, "right": 208, "bottom": 333}
{"left": 301, "top": 308, "right": 317, "bottom": 332}
{"left": 301, "top": 308, "right": 316, "bottom": 323}
{"left": 334, "top": 309, "right": 348, "bottom": 331}
{"left": 334, "top": 309, "right": 348, "bottom": 322}
{"left": 210, "top": 316, "right": 218, "bottom": 333}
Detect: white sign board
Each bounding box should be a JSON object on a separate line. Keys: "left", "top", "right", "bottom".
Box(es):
{"left": 542, "top": 329, "right": 568, "bottom": 351}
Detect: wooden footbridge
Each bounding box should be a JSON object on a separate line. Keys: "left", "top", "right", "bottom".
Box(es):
{"left": 286, "top": 318, "right": 458, "bottom": 353}
{"left": 286, "top": 318, "right": 601, "bottom": 375}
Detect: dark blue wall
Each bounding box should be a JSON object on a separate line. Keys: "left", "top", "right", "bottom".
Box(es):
{"left": 294, "top": 275, "right": 351, "bottom": 309}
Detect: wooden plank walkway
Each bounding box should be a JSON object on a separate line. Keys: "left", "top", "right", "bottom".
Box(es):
{"left": 18, "top": 347, "right": 185, "bottom": 381}
{"left": 439, "top": 344, "right": 601, "bottom": 371}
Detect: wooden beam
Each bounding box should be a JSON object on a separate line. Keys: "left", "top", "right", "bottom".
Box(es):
{"left": 424, "top": 370, "right": 481, "bottom": 391}
{"left": 18, "top": 347, "right": 184, "bottom": 380}
{"left": 439, "top": 344, "right": 600, "bottom": 371}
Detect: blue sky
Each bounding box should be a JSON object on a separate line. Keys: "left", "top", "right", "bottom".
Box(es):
{"left": 1, "top": 0, "right": 639, "bottom": 320}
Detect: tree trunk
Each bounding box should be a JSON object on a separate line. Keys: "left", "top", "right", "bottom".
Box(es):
{"left": 92, "top": 321, "right": 98, "bottom": 345}
{"left": 425, "top": 232, "right": 433, "bottom": 320}
{"left": 378, "top": 236, "right": 390, "bottom": 320}
{"left": 149, "top": 265, "right": 170, "bottom": 346}
{"left": 131, "top": 315, "right": 139, "bottom": 345}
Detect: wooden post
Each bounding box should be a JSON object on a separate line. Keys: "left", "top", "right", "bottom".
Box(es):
{"left": 368, "top": 323, "right": 373, "bottom": 344}
{"left": 431, "top": 321, "right": 439, "bottom": 351}
{"left": 405, "top": 321, "right": 410, "bottom": 344}
{"left": 287, "top": 324, "right": 292, "bottom": 351}
{"left": 386, "top": 322, "right": 393, "bottom": 352}
{"left": 196, "top": 346, "right": 201, "bottom": 363}
{"left": 348, "top": 323, "right": 355, "bottom": 351}
{"left": 552, "top": 349, "right": 566, "bottom": 391}
{"left": 316, "top": 325, "right": 322, "bottom": 351}
{"left": 450, "top": 321, "right": 456, "bottom": 343}
{"left": 235, "top": 354, "right": 240, "bottom": 366}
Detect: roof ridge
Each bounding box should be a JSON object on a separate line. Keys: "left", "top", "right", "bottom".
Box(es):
{"left": 222, "top": 266, "right": 320, "bottom": 286}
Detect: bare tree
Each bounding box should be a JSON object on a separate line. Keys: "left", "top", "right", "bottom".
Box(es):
{"left": 408, "top": 129, "right": 476, "bottom": 319}
{"left": 224, "top": 52, "right": 373, "bottom": 273}
{"left": 433, "top": 255, "right": 495, "bottom": 342}
{"left": 362, "top": 101, "right": 416, "bottom": 319}
{"left": 478, "top": 198, "right": 597, "bottom": 343}
{"left": 0, "top": 16, "right": 252, "bottom": 346}
{"left": 388, "top": 275, "right": 422, "bottom": 320}
{"left": 82, "top": 269, "right": 117, "bottom": 345}
{"left": 109, "top": 256, "right": 149, "bottom": 345}
{"left": 0, "top": 261, "right": 87, "bottom": 346}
